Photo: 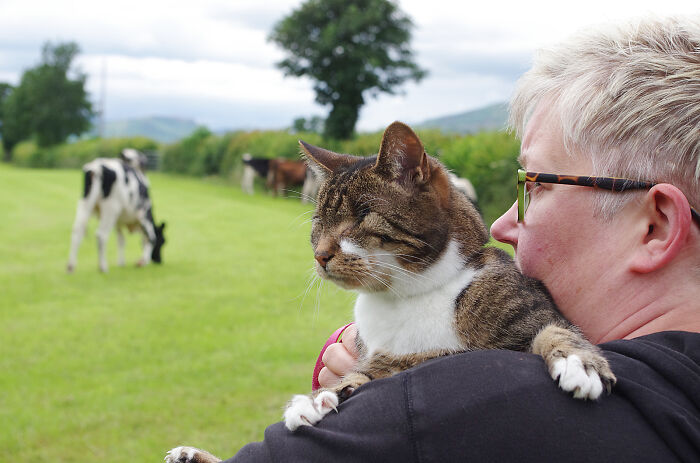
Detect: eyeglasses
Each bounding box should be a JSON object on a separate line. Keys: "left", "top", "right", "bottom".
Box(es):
{"left": 517, "top": 169, "right": 700, "bottom": 226}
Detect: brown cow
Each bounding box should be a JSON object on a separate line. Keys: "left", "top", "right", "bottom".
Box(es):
{"left": 266, "top": 158, "right": 307, "bottom": 198}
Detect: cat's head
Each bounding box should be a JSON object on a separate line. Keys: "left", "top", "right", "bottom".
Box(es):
{"left": 300, "top": 121, "right": 487, "bottom": 293}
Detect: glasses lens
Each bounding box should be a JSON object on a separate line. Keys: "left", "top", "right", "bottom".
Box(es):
{"left": 523, "top": 188, "right": 530, "bottom": 217}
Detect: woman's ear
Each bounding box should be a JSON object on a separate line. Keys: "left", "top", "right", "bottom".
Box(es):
{"left": 629, "top": 184, "right": 693, "bottom": 273}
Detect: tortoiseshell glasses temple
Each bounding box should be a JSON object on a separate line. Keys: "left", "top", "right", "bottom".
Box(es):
{"left": 517, "top": 169, "right": 700, "bottom": 226}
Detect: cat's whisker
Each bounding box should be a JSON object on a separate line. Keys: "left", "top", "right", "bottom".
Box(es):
{"left": 370, "top": 269, "right": 431, "bottom": 291}
{"left": 312, "top": 274, "right": 322, "bottom": 323}
{"left": 360, "top": 266, "right": 427, "bottom": 293}
{"left": 393, "top": 253, "right": 434, "bottom": 264}
{"left": 288, "top": 208, "right": 317, "bottom": 230}
{"left": 300, "top": 268, "right": 324, "bottom": 322}
{"left": 297, "top": 267, "right": 321, "bottom": 312}
{"left": 282, "top": 190, "right": 318, "bottom": 205}
{"left": 362, "top": 271, "right": 402, "bottom": 298}
{"left": 367, "top": 264, "right": 427, "bottom": 286}
{"left": 368, "top": 259, "right": 437, "bottom": 285}
{"left": 300, "top": 193, "right": 318, "bottom": 205}
{"left": 363, "top": 258, "right": 428, "bottom": 282}
{"left": 281, "top": 189, "right": 300, "bottom": 197}
{"left": 377, "top": 261, "right": 434, "bottom": 282}
{"left": 314, "top": 277, "right": 325, "bottom": 320}
{"left": 293, "top": 217, "right": 315, "bottom": 229}
{"left": 370, "top": 252, "right": 433, "bottom": 267}
{"left": 356, "top": 268, "right": 396, "bottom": 294}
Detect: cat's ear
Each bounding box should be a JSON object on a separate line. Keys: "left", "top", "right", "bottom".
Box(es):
{"left": 374, "top": 121, "right": 430, "bottom": 186}
{"left": 299, "top": 140, "right": 362, "bottom": 176}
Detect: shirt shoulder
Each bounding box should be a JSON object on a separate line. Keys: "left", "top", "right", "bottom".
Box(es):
{"left": 228, "top": 332, "right": 699, "bottom": 462}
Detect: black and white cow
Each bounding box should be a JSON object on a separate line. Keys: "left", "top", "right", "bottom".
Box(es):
{"left": 241, "top": 153, "right": 270, "bottom": 195}
{"left": 66, "top": 149, "right": 166, "bottom": 273}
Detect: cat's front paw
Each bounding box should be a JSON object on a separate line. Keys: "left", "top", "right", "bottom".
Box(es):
{"left": 284, "top": 391, "right": 339, "bottom": 431}
{"left": 549, "top": 354, "right": 615, "bottom": 400}
{"left": 165, "top": 446, "right": 221, "bottom": 463}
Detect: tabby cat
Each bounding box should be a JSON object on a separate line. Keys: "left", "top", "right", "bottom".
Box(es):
{"left": 165, "top": 121, "right": 615, "bottom": 463}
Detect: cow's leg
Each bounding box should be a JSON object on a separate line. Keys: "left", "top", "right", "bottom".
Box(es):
{"left": 276, "top": 176, "right": 286, "bottom": 197}
{"left": 67, "top": 199, "right": 91, "bottom": 273}
{"left": 241, "top": 165, "right": 255, "bottom": 194}
{"left": 96, "top": 206, "right": 118, "bottom": 273}
{"left": 266, "top": 170, "right": 277, "bottom": 196}
{"left": 137, "top": 234, "right": 154, "bottom": 267}
{"left": 137, "top": 219, "right": 155, "bottom": 267}
{"left": 116, "top": 226, "right": 126, "bottom": 266}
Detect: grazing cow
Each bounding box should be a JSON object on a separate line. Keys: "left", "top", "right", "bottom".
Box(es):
{"left": 66, "top": 149, "right": 166, "bottom": 273}
{"left": 240, "top": 153, "right": 270, "bottom": 195}
{"left": 266, "top": 158, "right": 308, "bottom": 199}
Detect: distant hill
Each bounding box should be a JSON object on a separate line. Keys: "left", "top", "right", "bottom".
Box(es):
{"left": 88, "top": 104, "right": 509, "bottom": 144}
{"left": 92, "top": 116, "right": 200, "bottom": 143}
{"left": 416, "top": 102, "right": 509, "bottom": 134}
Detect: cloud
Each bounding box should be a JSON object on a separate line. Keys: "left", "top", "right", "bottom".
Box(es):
{"left": 1, "top": 0, "right": 698, "bottom": 132}
{"left": 104, "top": 92, "right": 321, "bottom": 131}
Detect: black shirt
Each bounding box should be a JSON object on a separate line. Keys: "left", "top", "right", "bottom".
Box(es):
{"left": 226, "top": 331, "right": 699, "bottom": 462}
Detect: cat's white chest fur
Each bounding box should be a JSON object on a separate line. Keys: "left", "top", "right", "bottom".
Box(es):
{"left": 350, "top": 239, "right": 479, "bottom": 356}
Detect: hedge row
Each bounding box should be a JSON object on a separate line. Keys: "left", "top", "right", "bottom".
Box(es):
{"left": 11, "top": 137, "right": 159, "bottom": 169}
{"left": 8, "top": 127, "right": 520, "bottom": 225}
{"left": 159, "top": 127, "right": 520, "bottom": 224}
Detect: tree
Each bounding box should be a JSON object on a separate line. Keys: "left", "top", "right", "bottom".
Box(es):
{"left": 291, "top": 115, "right": 324, "bottom": 134}
{"left": 0, "top": 82, "right": 13, "bottom": 160}
{"left": 1, "top": 42, "right": 92, "bottom": 157}
{"left": 269, "top": 0, "right": 426, "bottom": 140}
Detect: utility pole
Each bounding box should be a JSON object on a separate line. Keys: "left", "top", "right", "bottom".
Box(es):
{"left": 97, "top": 58, "right": 107, "bottom": 138}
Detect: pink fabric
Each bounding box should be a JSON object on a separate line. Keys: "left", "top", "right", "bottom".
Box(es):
{"left": 311, "top": 322, "right": 355, "bottom": 391}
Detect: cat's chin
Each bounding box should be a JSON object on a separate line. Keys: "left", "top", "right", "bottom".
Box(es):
{"left": 321, "top": 274, "right": 362, "bottom": 290}
{"left": 317, "top": 269, "right": 366, "bottom": 290}
{"left": 322, "top": 274, "right": 390, "bottom": 292}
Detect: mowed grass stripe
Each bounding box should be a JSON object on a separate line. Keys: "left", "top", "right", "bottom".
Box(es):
{"left": 0, "top": 164, "right": 355, "bottom": 462}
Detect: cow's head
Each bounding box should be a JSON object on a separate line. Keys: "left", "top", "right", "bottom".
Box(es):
{"left": 151, "top": 222, "right": 166, "bottom": 263}
{"left": 120, "top": 148, "right": 148, "bottom": 171}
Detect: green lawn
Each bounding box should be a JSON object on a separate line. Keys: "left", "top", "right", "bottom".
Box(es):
{"left": 0, "top": 163, "right": 355, "bottom": 462}
{"left": 0, "top": 163, "right": 513, "bottom": 462}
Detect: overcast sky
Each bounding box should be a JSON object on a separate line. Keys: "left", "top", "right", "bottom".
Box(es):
{"left": 0, "top": 0, "right": 698, "bottom": 132}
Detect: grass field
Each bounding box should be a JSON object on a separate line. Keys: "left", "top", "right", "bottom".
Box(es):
{"left": 0, "top": 163, "right": 513, "bottom": 462}
{"left": 0, "top": 163, "right": 356, "bottom": 462}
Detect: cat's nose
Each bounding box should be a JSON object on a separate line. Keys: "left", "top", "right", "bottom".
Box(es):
{"left": 315, "top": 251, "right": 334, "bottom": 269}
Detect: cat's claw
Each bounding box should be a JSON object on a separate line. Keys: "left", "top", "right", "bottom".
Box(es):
{"left": 551, "top": 354, "right": 604, "bottom": 400}
{"left": 284, "top": 391, "right": 339, "bottom": 431}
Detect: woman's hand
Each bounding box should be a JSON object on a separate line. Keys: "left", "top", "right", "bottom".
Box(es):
{"left": 318, "top": 324, "right": 360, "bottom": 388}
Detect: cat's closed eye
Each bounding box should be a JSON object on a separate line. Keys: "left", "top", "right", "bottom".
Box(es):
{"left": 378, "top": 234, "right": 394, "bottom": 244}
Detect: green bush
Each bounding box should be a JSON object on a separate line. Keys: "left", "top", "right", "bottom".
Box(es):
{"left": 10, "top": 137, "right": 159, "bottom": 169}
{"left": 161, "top": 127, "right": 213, "bottom": 176}
{"left": 12, "top": 140, "right": 49, "bottom": 167}
{"left": 162, "top": 129, "right": 327, "bottom": 181}
{"left": 440, "top": 130, "right": 520, "bottom": 225}
{"left": 161, "top": 127, "right": 520, "bottom": 225}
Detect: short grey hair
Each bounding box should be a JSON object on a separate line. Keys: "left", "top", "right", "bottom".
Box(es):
{"left": 510, "top": 16, "right": 700, "bottom": 218}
